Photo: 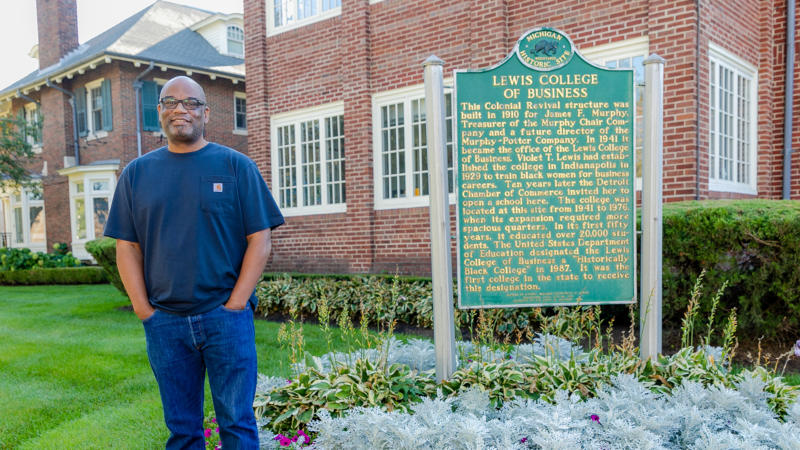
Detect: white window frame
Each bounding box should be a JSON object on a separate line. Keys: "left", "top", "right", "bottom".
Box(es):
{"left": 582, "top": 36, "right": 648, "bottom": 191}
{"left": 23, "top": 102, "right": 43, "bottom": 152}
{"left": 85, "top": 78, "right": 108, "bottom": 140}
{"left": 372, "top": 83, "right": 455, "bottom": 210}
{"left": 708, "top": 43, "right": 758, "bottom": 195}
{"left": 234, "top": 91, "right": 247, "bottom": 135}
{"left": 267, "top": 0, "right": 341, "bottom": 36}
{"left": 227, "top": 25, "right": 245, "bottom": 57}
{"left": 60, "top": 164, "right": 118, "bottom": 260}
{"left": 271, "top": 102, "right": 346, "bottom": 216}
{"left": 0, "top": 183, "right": 46, "bottom": 252}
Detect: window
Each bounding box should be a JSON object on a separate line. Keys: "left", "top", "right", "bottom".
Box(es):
{"left": 372, "top": 86, "right": 454, "bottom": 209}
{"left": 140, "top": 80, "right": 163, "bottom": 132}
{"left": 76, "top": 78, "right": 112, "bottom": 137}
{"left": 227, "top": 25, "right": 244, "bottom": 57}
{"left": 23, "top": 103, "right": 42, "bottom": 148}
{"left": 583, "top": 37, "right": 647, "bottom": 189}
{"left": 234, "top": 92, "right": 247, "bottom": 132}
{"left": 271, "top": 103, "right": 345, "bottom": 216}
{"left": 1, "top": 184, "right": 45, "bottom": 251}
{"left": 269, "top": 0, "right": 341, "bottom": 35}
{"left": 709, "top": 44, "right": 757, "bottom": 194}
{"left": 60, "top": 163, "right": 118, "bottom": 259}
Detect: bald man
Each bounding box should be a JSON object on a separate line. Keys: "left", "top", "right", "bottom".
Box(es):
{"left": 105, "top": 76, "right": 284, "bottom": 449}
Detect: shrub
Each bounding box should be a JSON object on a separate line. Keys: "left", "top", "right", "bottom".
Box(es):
{"left": 85, "top": 237, "right": 126, "bottom": 296}
{"left": 0, "top": 247, "right": 80, "bottom": 271}
{"left": 0, "top": 266, "right": 107, "bottom": 285}
{"left": 661, "top": 200, "right": 800, "bottom": 340}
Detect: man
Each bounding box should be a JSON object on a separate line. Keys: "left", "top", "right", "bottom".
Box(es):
{"left": 104, "top": 76, "right": 284, "bottom": 449}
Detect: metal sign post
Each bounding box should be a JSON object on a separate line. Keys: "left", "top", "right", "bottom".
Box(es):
{"left": 640, "top": 54, "right": 665, "bottom": 361}
{"left": 424, "top": 55, "right": 457, "bottom": 381}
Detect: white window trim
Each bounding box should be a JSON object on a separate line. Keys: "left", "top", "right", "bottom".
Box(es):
{"left": 271, "top": 102, "right": 346, "bottom": 217}
{"left": 233, "top": 91, "right": 247, "bottom": 135}
{"left": 60, "top": 164, "right": 118, "bottom": 260}
{"left": 708, "top": 43, "right": 758, "bottom": 195}
{"left": 266, "top": 0, "right": 341, "bottom": 36}
{"left": 372, "top": 82, "right": 455, "bottom": 210}
{"left": 84, "top": 78, "right": 108, "bottom": 140}
{"left": 582, "top": 37, "right": 648, "bottom": 191}
{"left": 23, "top": 102, "right": 43, "bottom": 153}
{"left": 0, "top": 183, "right": 46, "bottom": 252}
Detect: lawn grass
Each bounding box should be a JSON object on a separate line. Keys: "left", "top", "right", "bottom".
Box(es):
{"left": 0, "top": 284, "right": 400, "bottom": 449}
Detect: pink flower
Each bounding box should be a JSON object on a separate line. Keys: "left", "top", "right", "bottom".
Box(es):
{"left": 520, "top": 436, "right": 528, "bottom": 443}
{"left": 204, "top": 428, "right": 211, "bottom": 438}
{"left": 297, "top": 429, "right": 310, "bottom": 444}
{"left": 211, "top": 418, "right": 217, "bottom": 423}
{"left": 590, "top": 414, "right": 601, "bottom": 423}
{"left": 279, "top": 437, "right": 292, "bottom": 446}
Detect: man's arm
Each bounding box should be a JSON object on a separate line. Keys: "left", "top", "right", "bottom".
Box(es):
{"left": 116, "top": 239, "right": 155, "bottom": 320}
{"left": 225, "top": 228, "right": 272, "bottom": 310}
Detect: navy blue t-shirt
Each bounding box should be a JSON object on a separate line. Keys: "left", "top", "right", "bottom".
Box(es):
{"left": 104, "top": 143, "right": 284, "bottom": 315}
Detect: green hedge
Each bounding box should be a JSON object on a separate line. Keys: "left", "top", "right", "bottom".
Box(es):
{"left": 661, "top": 199, "right": 800, "bottom": 340}
{"left": 85, "top": 237, "right": 126, "bottom": 296}
{"left": 0, "top": 266, "right": 107, "bottom": 285}
{"left": 0, "top": 247, "right": 80, "bottom": 270}
{"left": 257, "top": 200, "right": 800, "bottom": 341}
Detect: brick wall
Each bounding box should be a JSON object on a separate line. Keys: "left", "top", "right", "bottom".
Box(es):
{"left": 245, "top": 0, "right": 799, "bottom": 276}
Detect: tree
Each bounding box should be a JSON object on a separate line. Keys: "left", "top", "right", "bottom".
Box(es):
{"left": 0, "top": 113, "right": 38, "bottom": 189}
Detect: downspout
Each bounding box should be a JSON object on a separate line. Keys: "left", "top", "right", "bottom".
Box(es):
{"left": 695, "top": 0, "right": 701, "bottom": 200}
{"left": 133, "top": 62, "right": 155, "bottom": 158}
{"left": 783, "top": 0, "right": 796, "bottom": 199}
{"left": 45, "top": 79, "right": 79, "bottom": 166}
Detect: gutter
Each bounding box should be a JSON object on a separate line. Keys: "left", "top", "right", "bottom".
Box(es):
{"left": 15, "top": 89, "right": 40, "bottom": 106}
{"left": 133, "top": 62, "right": 155, "bottom": 158}
{"left": 783, "top": 0, "right": 796, "bottom": 199}
{"left": 45, "top": 79, "right": 80, "bottom": 167}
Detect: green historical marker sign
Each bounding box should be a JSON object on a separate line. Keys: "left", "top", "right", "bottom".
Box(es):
{"left": 455, "top": 28, "right": 636, "bottom": 308}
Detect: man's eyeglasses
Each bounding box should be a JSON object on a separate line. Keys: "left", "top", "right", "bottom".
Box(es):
{"left": 159, "top": 97, "right": 206, "bottom": 110}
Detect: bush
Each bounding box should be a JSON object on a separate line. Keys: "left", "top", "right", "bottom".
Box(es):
{"left": 0, "top": 247, "right": 80, "bottom": 271}
{"left": 0, "top": 266, "right": 107, "bottom": 285}
{"left": 85, "top": 237, "right": 126, "bottom": 296}
{"left": 661, "top": 200, "right": 800, "bottom": 340}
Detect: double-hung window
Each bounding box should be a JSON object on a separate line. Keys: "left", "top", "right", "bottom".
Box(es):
{"left": 372, "top": 85, "right": 454, "bottom": 209}
{"left": 227, "top": 25, "right": 244, "bottom": 57}
{"left": 234, "top": 92, "right": 247, "bottom": 133}
{"left": 271, "top": 103, "right": 345, "bottom": 216}
{"left": 76, "top": 78, "right": 113, "bottom": 138}
{"left": 1, "top": 185, "right": 45, "bottom": 251}
{"left": 269, "top": 0, "right": 341, "bottom": 35}
{"left": 708, "top": 43, "right": 758, "bottom": 194}
{"left": 583, "top": 37, "right": 647, "bottom": 189}
{"left": 23, "top": 103, "right": 42, "bottom": 150}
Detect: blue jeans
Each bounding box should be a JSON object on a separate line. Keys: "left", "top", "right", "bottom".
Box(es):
{"left": 143, "top": 304, "right": 259, "bottom": 449}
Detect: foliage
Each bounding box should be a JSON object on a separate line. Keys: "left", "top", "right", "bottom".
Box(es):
{"left": 661, "top": 200, "right": 800, "bottom": 340}
{"left": 85, "top": 237, "right": 126, "bottom": 296}
{"left": 308, "top": 374, "right": 800, "bottom": 449}
{"left": 0, "top": 114, "right": 37, "bottom": 189}
{"left": 254, "top": 358, "right": 437, "bottom": 435}
{"left": 0, "top": 266, "right": 107, "bottom": 285}
{"left": 0, "top": 247, "right": 80, "bottom": 271}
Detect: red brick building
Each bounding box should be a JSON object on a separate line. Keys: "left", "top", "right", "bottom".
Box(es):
{"left": 244, "top": 0, "right": 799, "bottom": 276}
{"left": 0, "top": 1, "right": 248, "bottom": 259}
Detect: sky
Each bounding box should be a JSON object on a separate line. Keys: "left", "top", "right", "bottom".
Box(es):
{"left": 0, "top": 0, "right": 244, "bottom": 89}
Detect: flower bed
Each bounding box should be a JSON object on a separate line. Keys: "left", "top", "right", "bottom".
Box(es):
{"left": 250, "top": 336, "right": 800, "bottom": 449}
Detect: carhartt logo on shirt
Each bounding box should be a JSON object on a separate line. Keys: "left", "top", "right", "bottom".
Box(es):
{"left": 213, "top": 183, "right": 223, "bottom": 193}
